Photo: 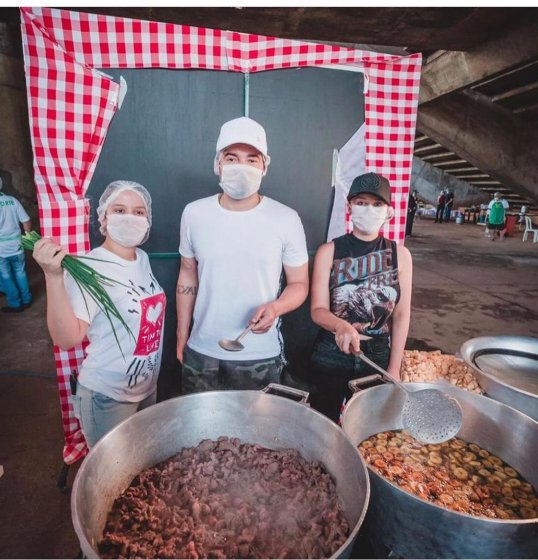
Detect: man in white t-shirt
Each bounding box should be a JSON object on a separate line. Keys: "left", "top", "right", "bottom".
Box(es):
{"left": 0, "top": 177, "right": 33, "bottom": 312}
{"left": 176, "top": 117, "right": 309, "bottom": 392}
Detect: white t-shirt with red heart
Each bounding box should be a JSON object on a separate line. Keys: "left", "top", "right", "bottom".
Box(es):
{"left": 65, "top": 246, "right": 166, "bottom": 402}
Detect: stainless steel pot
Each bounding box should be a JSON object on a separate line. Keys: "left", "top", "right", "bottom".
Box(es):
{"left": 342, "top": 379, "right": 538, "bottom": 559}
{"left": 72, "top": 387, "right": 370, "bottom": 558}
{"left": 460, "top": 336, "right": 538, "bottom": 421}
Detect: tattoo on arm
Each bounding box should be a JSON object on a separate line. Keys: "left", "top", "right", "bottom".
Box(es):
{"left": 176, "top": 284, "right": 198, "bottom": 296}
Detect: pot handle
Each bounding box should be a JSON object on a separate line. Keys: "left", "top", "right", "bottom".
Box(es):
{"left": 262, "top": 383, "right": 310, "bottom": 405}
{"left": 348, "top": 374, "right": 384, "bottom": 393}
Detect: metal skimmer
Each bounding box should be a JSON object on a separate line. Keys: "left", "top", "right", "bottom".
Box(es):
{"left": 356, "top": 351, "right": 463, "bottom": 444}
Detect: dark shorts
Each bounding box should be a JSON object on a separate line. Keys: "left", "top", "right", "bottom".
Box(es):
{"left": 487, "top": 221, "right": 505, "bottom": 231}
{"left": 308, "top": 331, "right": 390, "bottom": 423}
{"left": 182, "top": 345, "right": 283, "bottom": 394}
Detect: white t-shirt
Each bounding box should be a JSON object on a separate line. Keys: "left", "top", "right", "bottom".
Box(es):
{"left": 0, "top": 193, "right": 30, "bottom": 257}
{"left": 179, "top": 194, "right": 308, "bottom": 360}
{"left": 65, "top": 246, "right": 166, "bottom": 402}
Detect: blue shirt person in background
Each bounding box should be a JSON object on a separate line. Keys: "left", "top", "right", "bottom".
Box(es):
{"left": 0, "top": 176, "right": 33, "bottom": 312}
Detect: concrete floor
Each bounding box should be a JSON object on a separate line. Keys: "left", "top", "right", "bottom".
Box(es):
{"left": 407, "top": 218, "right": 538, "bottom": 352}
{"left": 1, "top": 217, "right": 538, "bottom": 558}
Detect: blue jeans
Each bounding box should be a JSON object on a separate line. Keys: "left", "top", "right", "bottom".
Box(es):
{"left": 72, "top": 383, "right": 157, "bottom": 448}
{"left": 0, "top": 252, "right": 32, "bottom": 308}
{"left": 309, "top": 331, "right": 390, "bottom": 422}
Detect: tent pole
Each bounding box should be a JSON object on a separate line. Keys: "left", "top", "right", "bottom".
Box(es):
{"left": 244, "top": 71, "right": 250, "bottom": 117}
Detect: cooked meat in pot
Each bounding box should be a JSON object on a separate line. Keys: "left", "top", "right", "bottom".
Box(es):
{"left": 99, "top": 437, "right": 349, "bottom": 559}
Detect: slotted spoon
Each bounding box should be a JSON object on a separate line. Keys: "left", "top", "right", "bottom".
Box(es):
{"left": 356, "top": 351, "right": 463, "bottom": 444}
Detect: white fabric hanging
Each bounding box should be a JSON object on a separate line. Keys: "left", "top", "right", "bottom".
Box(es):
{"left": 327, "top": 124, "right": 366, "bottom": 241}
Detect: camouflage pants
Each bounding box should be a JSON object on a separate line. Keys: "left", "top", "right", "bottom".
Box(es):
{"left": 182, "top": 345, "right": 283, "bottom": 394}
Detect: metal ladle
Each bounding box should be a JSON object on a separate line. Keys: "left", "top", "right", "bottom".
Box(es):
{"left": 356, "top": 351, "right": 463, "bottom": 444}
{"left": 218, "top": 324, "right": 254, "bottom": 352}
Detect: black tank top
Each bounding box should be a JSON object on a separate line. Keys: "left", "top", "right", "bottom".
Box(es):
{"left": 329, "top": 233, "right": 400, "bottom": 337}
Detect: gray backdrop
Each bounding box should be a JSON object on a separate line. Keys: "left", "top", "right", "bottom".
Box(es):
{"left": 88, "top": 67, "right": 364, "bottom": 397}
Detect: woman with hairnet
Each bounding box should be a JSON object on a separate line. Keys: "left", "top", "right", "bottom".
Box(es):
{"left": 32, "top": 181, "right": 166, "bottom": 447}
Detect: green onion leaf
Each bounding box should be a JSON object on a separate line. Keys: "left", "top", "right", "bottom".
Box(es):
{"left": 23, "top": 231, "right": 136, "bottom": 356}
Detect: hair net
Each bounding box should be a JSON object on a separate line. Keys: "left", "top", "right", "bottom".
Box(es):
{"left": 97, "top": 180, "right": 152, "bottom": 240}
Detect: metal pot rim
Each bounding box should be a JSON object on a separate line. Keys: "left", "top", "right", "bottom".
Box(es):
{"left": 461, "top": 336, "right": 538, "bottom": 399}
{"left": 347, "top": 379, "right": 538, "bottom": 412}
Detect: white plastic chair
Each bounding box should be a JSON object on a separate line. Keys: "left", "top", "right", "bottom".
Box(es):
{"left": 522, "top": 216, "right": 538, "bottom": 243}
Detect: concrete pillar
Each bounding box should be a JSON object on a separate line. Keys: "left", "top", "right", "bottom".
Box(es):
{"left": 419, "top": 20, "right": 538, "bottom": 104}
{"left": 418, "top": 90, "right": 538, "bottom": 205}
{"left": 411, "top": 157, "right": 489, "bottom": 208}
{"left": 0, "top": 22, "right": 37, "bottom": 221}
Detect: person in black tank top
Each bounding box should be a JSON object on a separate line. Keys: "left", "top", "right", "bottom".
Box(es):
{"left": 309, "top": 173, "right": 413, "bottom": 422}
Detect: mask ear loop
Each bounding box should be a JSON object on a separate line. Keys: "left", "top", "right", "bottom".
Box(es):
{"left": 377, "top": 205, "right": 395, "bottom": 238}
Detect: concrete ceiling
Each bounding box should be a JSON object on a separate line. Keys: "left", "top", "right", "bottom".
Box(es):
{"left": 1, "top": 7, "right": 535, "bottom": 52}
{"left": 417, "top": 17, "right": 538, "bottom": 208}
{"left": 2, "top": 6, "right": 537, "bottom": 206}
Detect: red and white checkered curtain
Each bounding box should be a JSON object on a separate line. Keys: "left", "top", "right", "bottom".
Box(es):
{"left": 21, "top": 7, "right": 422, "bottom": 464}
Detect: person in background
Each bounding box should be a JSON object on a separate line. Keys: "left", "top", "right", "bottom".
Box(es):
{"left": 486, "top": 191, "right": 509, "bottom": 241}
{"left": 443, "top": 188, "right": 454, "bottom": 223}
{"left": 518, "top": 204, "right": 528, "bottom": 229}
{"left": 32, "top": 181, "right": 166, "bottom": 448}
{"left": 176, "top": 117, "right": 309, "bottom": 393}
{"left": 434, "top": 189, "right": 446, "bottom": 223}
{"left": 406, "top": 189, "right": 418, "bottom": 237}
{"left": 308, "top": 172, "right": 413, "bottom": 422}
{"left": 0, "top": 176, "right": 33, "bottom": 312}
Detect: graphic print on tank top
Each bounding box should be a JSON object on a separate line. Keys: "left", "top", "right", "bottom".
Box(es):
{"left": 329, "top": 236, "right": 400, "bottom": 336}
{"left": 124, "top": 274, "right": 166, "bottom": 389}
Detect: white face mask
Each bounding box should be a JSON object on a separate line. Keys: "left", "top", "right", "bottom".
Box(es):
{"left": 106, "top": 214, "right": 149, "bottom": 247}
{"left": 219, "top": 164, "right": 263, "bottom": 200}
{"left": 351, "top": 205, "right": 390, "bottom": 234}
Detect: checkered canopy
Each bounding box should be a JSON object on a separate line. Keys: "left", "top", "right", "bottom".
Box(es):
{"left": 20, "top": 7, "right": 421, "bottom": 463}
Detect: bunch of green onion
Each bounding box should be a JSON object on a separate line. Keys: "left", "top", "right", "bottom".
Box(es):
{"left": 22, "top": 231, "right": 134, "bottom": 355}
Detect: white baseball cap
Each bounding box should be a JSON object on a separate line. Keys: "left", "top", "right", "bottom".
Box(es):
{"left": 214, "top": 117, "right": 271, "bottom": 174}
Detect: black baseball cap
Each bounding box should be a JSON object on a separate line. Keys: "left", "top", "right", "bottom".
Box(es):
{"left": 347, "top": 172, "right": 391, "bottom": 205}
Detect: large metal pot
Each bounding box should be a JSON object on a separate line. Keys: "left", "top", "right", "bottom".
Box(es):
{"left": 460, "top": 336, "right": 538, "bottom": 421}
{"left": 72, "top": 388, "right": 370, "bottom": 558}
{"left": 342, "top": 380, "right": 538, "bottom": 558}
